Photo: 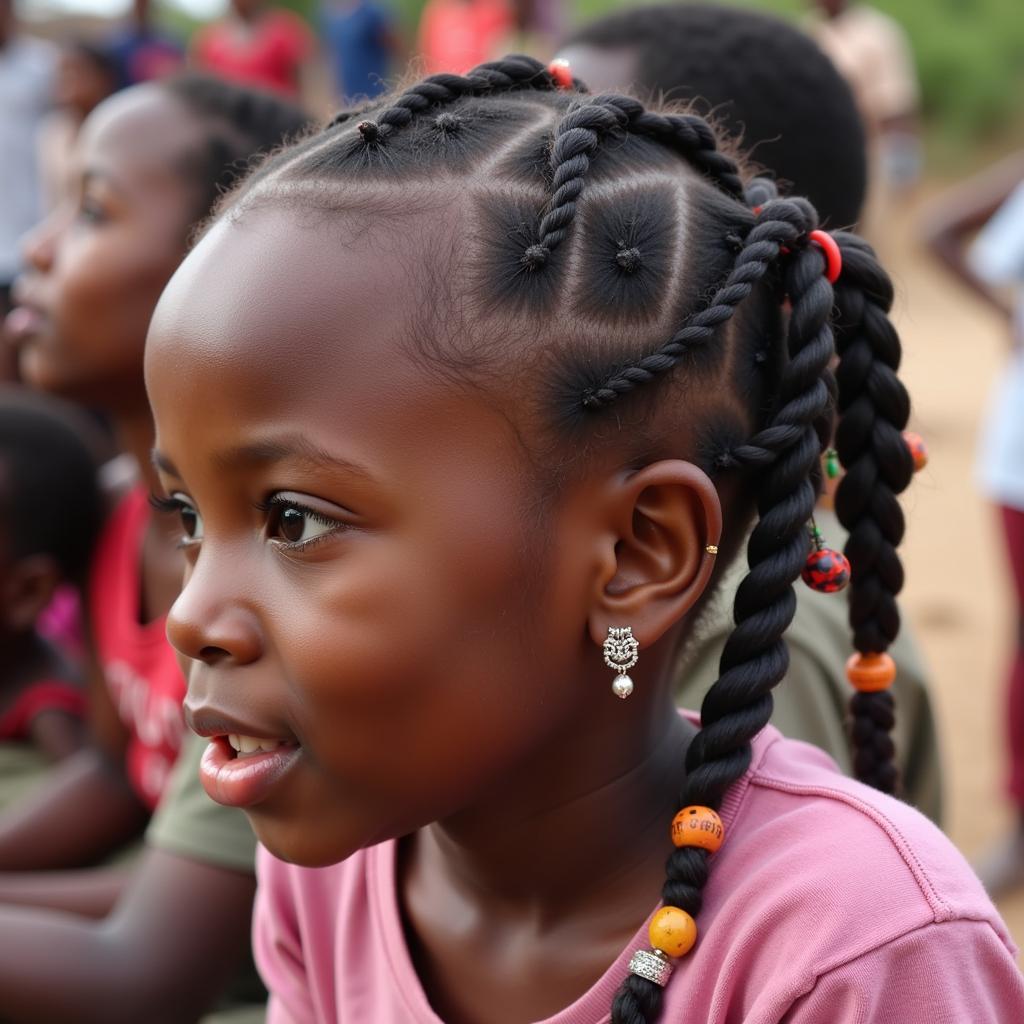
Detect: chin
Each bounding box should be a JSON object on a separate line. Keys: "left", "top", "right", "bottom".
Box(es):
{"left": 248, "top": 809, "right": 371, "bottom": 869}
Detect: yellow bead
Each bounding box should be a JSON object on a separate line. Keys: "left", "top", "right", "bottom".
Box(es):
{"left": 648, "top": 906, "right": 697, "bottom": 958}
{"left": 671, "top": 805, "right": 724, "bottom": 852}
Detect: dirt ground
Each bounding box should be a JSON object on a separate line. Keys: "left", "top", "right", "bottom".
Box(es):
{"left": 878, "top": 188, "right": 1024, "bottom": 953}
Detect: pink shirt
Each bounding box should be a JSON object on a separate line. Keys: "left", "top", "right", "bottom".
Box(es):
{"left": 254, "top": 719, "right": 1024, "bottom": 1022}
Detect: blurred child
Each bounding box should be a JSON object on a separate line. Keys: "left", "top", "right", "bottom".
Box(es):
{"left": 321, "top": 0, "right": 399, "bottom": 103}
{"left": 147, "top": 55, "right": 1023, "bottom": 1022}
{"left": 0, "top": 75, "right": 307, "bottom": 1023}
{"left": 192, "top": 0, "right": 313, "bottom": 99}
{"left": 38, "top": 39, "right": 119, "bottom": 209}
{"left": 925, "top": 152, "right": 1024, "bottom": 892}
{"left": 559, "top": 2, "right": 940, "bottom": 820}
{"left": 0, "top": 389, "right": 100, "bottom": 766}
{"left": 105, "top": 0, "right": 183, "bottom": 89}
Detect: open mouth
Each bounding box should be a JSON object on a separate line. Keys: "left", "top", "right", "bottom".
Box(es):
{"left": 226, "top": 733, "right": 297, "bottom": 758}
{"left": 200, "top": 734, "right": 302, "bottom": 808}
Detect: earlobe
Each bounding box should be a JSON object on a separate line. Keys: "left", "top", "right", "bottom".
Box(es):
{"left": 588, "top": 461, "right": 722, "bottom": 650}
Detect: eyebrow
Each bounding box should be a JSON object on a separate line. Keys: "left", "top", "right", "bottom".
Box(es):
{"left": 152, "top": 436, "right": 376, "bottom": 482}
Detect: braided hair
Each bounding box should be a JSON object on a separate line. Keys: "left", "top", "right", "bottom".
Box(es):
{"left": 216, "top": 56, "right": 912, "bottom": 1023}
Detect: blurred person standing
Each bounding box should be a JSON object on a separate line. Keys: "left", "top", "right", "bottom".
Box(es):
{"left": 105, "top": 0, "right": 183, "bottom": 89}
{"left": 321, "top": 0, "right": 399, "bottom": 103}
{"left": 0, "top": 0, "right": 55, "bottom": 379}
{"left": 192, "top": 0, "right": 313, "bottom": 98}
{"left": 37, "top": 40, "right": 119, "bottom": 210}
{"left": 809, "top": 0, "right": 921, "bottom": 237}
{"left": 418, "top": 0, "right": 511, "bottom": 74}
{"left": 926, "top": 153, "right": 1024, "bottom": 894}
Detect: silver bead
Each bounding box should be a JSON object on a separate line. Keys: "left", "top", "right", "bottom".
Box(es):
{"left": 628, "top": 948, "right": 673, "bottom": 987}
{"left": 612, "top": 674, "right": 633, "bottom": 699}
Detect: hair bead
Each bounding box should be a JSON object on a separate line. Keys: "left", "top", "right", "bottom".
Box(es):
{"left": 671, "top": 805, "right": 724, "bottom": 852}
{"left": 648, "top": 907, "right": 697, "bottom": 958}
{"left": 846, "top": 652, "right": 896, "bottom": 692}
{"left": 903, "top": 430, "right": 928, "bottom": 472}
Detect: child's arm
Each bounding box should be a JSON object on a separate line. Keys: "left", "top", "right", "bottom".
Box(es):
{"left": 0, "top": 848, "right": 257, "bottom": 1024}
{"left": 29, "top": 708, "right": 87, "bottom": 761}
{"left": 0, "top": 865, "right": 130, "bottom": 918}
{"left": 0, "top": 746, "right": 149, "bottom": 870}
{"left": 920, "top": 150, "right": 1024, "bottom": 322}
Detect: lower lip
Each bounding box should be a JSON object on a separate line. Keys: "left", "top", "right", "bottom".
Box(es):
{"left": 199, "top": 736, "right": 302, "bottom": 809}
{"left": 4, "top": 306, "right": 44, "bottom": 342}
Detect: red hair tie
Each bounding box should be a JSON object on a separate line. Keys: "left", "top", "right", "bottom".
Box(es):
{"left": 809, "top": 229, "right": 842, "bottom": 284}
{"left": 548, "top": 59, "right": 573, "bottom": 90}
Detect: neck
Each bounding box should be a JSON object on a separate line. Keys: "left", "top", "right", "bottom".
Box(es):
{"left": 407, "top": 682, "right": 694, "bottom": 923}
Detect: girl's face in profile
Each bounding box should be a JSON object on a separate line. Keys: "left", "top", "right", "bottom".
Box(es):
{"left": 146, "top": 205, "right": 623, "bottom": 867}
{"left": 10, "top": 86, "right": 199, "bottom": 409}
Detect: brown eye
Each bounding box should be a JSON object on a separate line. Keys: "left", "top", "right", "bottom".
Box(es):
{"left": 278, "top": 507, "right": 306, "bottom": 543}
{"left": 265, "top": 500, "right": 339, "bottom": 547}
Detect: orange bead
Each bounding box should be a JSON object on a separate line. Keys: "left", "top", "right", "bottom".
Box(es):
{"left": 903, "top": 431, "right": 928, "bottom": 472}
{"left": 671, "top": 805, "right": 724, "bottom": 853}
{"left": 846, "top": 652, "right": 896, "bottom": 692}
{"left": 648, "top": 906, "right": 697, "bottom": 958}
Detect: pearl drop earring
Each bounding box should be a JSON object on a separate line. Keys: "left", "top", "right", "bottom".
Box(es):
{"left": 603, "top": 626, "right": 639, "bottom": 699}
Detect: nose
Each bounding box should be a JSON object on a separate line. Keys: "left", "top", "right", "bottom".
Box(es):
{"left": 166, "top": 556, "right": 264, "bottom": 667}
{"left": 21, "top": 206, "right": 66, "bottom": 275}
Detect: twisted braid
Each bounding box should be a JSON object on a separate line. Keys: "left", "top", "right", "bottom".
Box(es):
{"left": 581, "top": 199, "right": 807, "bottom": 410}
{"left": 594, "top": 95, "right": 745, "bottom": 200}
{"left": 611, "top": 221, "right": 836, "bottom": 1024}
{"left": 523, "top": 99, "right": 630, "bottom": 269}
{"left": 831, "top": 233, "right": 913, "bottom": 795}
{"left": 328, "top": 55, "right": 560, "bottom": 134}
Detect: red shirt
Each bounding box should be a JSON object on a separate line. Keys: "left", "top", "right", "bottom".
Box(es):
{"left": 90, "top": 487, "right": 186, "bottom": 810}
{"left": 0, "top": 680, "right": 86, "bottom": 741}
{"left": 193, "top": 10, "right": 312, "bottom": 96}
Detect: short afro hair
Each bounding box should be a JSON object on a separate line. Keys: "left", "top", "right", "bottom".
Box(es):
{"left": 563, "top": 2, "right": 867, "bottom": 228}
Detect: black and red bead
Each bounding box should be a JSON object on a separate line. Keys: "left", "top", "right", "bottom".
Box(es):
{"left": 802, "top": 546, "right": 851, "bottom": 593}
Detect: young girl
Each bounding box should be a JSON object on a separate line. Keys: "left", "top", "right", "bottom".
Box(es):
{"left": 147, "top": 57, "right": 1024, "bottom": 1022}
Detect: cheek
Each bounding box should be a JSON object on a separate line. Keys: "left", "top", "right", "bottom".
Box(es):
{"left": 276, "top": 524, "right": 560, "bottom": 805}
{"left": 51, "top": 231, "right": 182, "bottom": 374}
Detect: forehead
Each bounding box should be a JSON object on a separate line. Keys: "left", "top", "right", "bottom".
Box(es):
{"left": 145, "top": 201, "right": 521, "bottom": 465}
{"left": 78, "top": 86, "right": 201, "bottom": 184}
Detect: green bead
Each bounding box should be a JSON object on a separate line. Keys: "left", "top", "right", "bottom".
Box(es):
{"left": 825, "top": 450, "right": 840, "bottom": 479}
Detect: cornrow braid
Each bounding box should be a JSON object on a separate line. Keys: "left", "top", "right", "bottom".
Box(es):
{"left": 831, "top": 232, "right": 914, "bottom": 794}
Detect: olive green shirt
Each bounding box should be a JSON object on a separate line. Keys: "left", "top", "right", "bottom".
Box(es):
{"left": 675, "top": 509, "right": 943, "bottom": 825}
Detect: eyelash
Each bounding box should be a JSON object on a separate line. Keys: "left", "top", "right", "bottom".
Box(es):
{"left": 150, "top": 492, "right": 344, "bottom": 553}
{"left": 252, "top": 495, "right": 345, "bottom": 552}
{"left": 148, "top": 493, "right": 201, "bottom": 550}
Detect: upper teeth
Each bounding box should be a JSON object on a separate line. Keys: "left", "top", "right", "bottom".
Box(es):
{"left": 228, "top": 734, "right": 282, "bottom": 755}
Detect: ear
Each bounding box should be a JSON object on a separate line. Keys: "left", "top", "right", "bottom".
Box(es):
{"left": 587, "top": 461, "right": 722, "bottom": 650}
{"left": 1, "top": 555, "right": 61, "bottom": 633}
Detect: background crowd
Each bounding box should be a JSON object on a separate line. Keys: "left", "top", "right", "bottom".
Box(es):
{"left": 0, "top": 0, "right": 1023, "bottom": 1019}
